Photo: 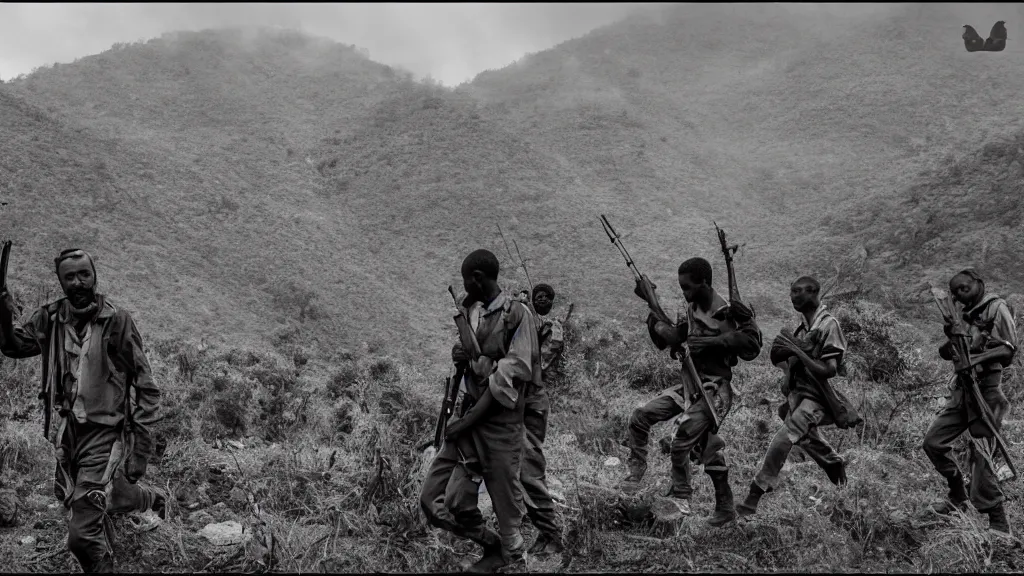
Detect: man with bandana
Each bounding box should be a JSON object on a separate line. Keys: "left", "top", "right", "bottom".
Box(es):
{"left": 0, "top": 249, "right": 164, "bottom": 573}
{"left": 922, "top": 269, "right": 1017, "bottom": 535}
{"left": 420, "top": 249, "right": 541, "bottom": 572}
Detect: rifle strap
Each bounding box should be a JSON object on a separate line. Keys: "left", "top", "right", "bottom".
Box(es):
{"left": 660, "top": 388, "right": 690, "bottom": 411}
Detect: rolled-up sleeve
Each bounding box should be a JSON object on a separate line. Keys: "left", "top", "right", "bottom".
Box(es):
{"left": 488, "top": 304, "right": 539, "bottom": 410}
{"left": 0, "top": 307, "right": 47, "bottom": 359}
{"left": 818, "top": 317, "right": 848, "bottom": 364}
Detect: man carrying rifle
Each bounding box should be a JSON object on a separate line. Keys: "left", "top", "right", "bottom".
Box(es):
{"left": 0, "top": 248, "right": 165, "bottom": 573}
{"left": 737, "top": 276, "right": 856, "bottom": 518}
{"left": 922, "top": 269, "right": 1016, "bottom": 535}
{"left": 621, "top": 257, "right": 762, "bottom": 527}
{"left": 420, "top": 249, "right": 541, "bottom": 572}
{"left": 532, "top": 283, "right": 569, "bottom": 388}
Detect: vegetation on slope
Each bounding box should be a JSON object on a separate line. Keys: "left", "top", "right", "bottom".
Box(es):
{"left": 0, "top": 301, "right": 1021, "bottom": 572}
{"left": 1, "top": 3, "right": 1024, "bottom": 572}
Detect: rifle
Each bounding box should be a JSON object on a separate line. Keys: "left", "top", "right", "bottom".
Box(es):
{"left": 420, "top": 287, "right": 483, "bottom": 452}
{"left": 425, "top": 370, "right": 464, "bottom": 451}
{"left": 600, "top": 214, "right": 721, "bottom": 433}
{"left": 497, "top": 224, "right": 535, "bottom": 314}
{"left": 0, "top": 242, "right": 47, "bottom": 438}
{"left": 713, "top": 222, "right": 755, "bottom": 323}
{"left": 0, "top": 240, "right": 11, "bottom": 295}
{"left": 931, "top": 287, "right": 1017, "bottom": 482}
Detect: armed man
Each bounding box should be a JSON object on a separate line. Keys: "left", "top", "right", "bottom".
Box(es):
{"left": 420, "top": 249, "right": 541, "bottom": 572}
{"left": 0, "top": 248, "right": 164, "bottom": 573}
{"left": 515, "top": 282, "right": 571, "bottom": 557}
{"left": 532, "top": 283, "right": 570, "bottom": 388}
{"left": 923, "top": 269, "right": 1017, "bottom": 535}
{"left": 621, "top": 257, "right": 762, "bottom": 526}
{"left": 737, "top": 276, "right": 857, "bottom": 518}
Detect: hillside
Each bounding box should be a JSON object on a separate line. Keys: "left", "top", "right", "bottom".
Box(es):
{"left": 1, "top": 3, "right": 1024, "bottom": 574}
{"left": 2, "top": 29, "right": 453, "bottom": 362}
{"left": 463, "top": 2, "right": 1024, "bottom": 300}
{"left": 5, "top": 5, "right": 1024, "bottom": 362}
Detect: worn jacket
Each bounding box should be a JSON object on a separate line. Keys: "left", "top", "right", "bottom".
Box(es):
{"left": 524, "top": 311, "right": 565, "bottom": 412}
{"left": 454, "top": 290, "right": 541, "bottom": 472}
{"left": 648, "top": 289, "right": 762, "bottom": 388}
{"left": 458, "top": 290, "right": 542, "bottom": 421}
{"left": 0, "top": 297, "right": 161, "bottom": 458}
{"left": 939, "top": 293, "right": 1018, "bottom": 376}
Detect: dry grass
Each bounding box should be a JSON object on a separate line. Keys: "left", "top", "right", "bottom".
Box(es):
{"left": 2, "top": 3, "right": 1024, "bottom": 573}
{"left": 2, "top": 300, "right": 1021, "bottom": 573}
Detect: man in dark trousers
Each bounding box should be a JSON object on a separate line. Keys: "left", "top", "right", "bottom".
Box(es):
{"left": 0, "top": 249, "right": 164, "bottom": 573}
{"left": 620, "top": 257, "right": 761, "bottom": 527}
{"left": 923, "top": 269, "right": 1016, "bottom": 535}
{"left": 736, "top": 276, "right": 850, "bottom": 517}
{"left": 420, "top": 249, "right": 541, "bottom": 572}
{"left": 517, "top": 282, "right": 566, "bottom": 557}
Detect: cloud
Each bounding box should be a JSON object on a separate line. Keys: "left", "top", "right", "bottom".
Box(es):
{"left": 0, "top": 2, "right": 649, "bottom": 85}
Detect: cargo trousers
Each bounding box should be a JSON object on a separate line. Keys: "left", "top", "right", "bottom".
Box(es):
{"left": 520, "top": 404, "right": 561, "bottom": 538}
{"left": 420, "top": 421, "right": 527, "bottom": 561}
{"left": 57, "top": 419, "right": 161, "bottom": 573}
{"left": 753, "top": 397, "right": 844, "bottom": 491}
{"left": 922, "top": 371, "right": 1010, "bottom": 512}
{"left": 626, "top": 382, "right": 733, "bottom": 498}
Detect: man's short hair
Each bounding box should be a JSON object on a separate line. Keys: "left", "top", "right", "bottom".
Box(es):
{"left": 54, "top": 248, "right": 96, "bottom": 275}
{"left": 793, "top": 276, "right": 821, "bottom": 293}
{"left": 461, "top": 249, "right": 500, "bottom": 280}
{"left": 533, "top": 283, "right": 555, "bottom": 299}
{"left": 678, "top": 257, "right": 712, "bottom": 285}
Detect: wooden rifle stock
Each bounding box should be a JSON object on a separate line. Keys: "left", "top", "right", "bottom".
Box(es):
{"left": 714, "top": 222, "right": 741, "bottom": 305}
{"left": 0, "top": 240, "right": 11, "bottom": 294}
{"left": 430, "top": 367, "right": 464, "bottom": 450}
{"left": 449, "top": 285, "right": 482, "bottom": 361}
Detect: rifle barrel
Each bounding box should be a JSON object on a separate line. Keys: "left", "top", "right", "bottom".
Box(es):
{"left": 600, "top": 215, "right": 642, "bottom": 280}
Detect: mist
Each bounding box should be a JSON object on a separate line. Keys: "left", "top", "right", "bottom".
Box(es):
{"left": 0, "top": 2, "right": 654, "bottom": 86}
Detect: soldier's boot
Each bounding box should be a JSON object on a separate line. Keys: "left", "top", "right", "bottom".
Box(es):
{"left": 467, "top": 540, "right": 506, "bottom": 573}
{"left": 527, "top": 532, "right": 565, "bottom": 557}
{"left": 706, "top": 470, "right": 737, "bottom": 527}
{"left": 735, "top": 482, "right": 766, "bottom": 518}
{"left": 984, "top": 504, "right": 1010, "bottom": 535}
{"left": 617, "top": 462, "right": 646, "bottom": 494}
{"left": 824, "top": 460, "right": 848, "bottom": 487}
{"left": 929, "top": 473, "right": 969, "bottom": 516}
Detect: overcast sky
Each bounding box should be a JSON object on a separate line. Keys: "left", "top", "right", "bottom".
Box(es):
{"left": 0, "top": 3, "right": 653, "bottom": 86}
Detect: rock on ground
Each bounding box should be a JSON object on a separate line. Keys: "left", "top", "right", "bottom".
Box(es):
{"left": 0, "top": 490, "right": 20, "bottom": 527}
{"left": 199, "top": 520, "right": 247, "bottom": 546}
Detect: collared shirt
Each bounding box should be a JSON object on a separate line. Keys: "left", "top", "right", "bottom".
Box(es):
{"left": 459, "top": 290, "right": 540, "bottom": 412}
{"left": 675, "top": 289, "right": 761, "bottom": 387}
{"left": 788, "top": 304, "right": 848, "bottom": 406}
{"left": 794, "top": 304, "right": 848, "bottom": 368}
